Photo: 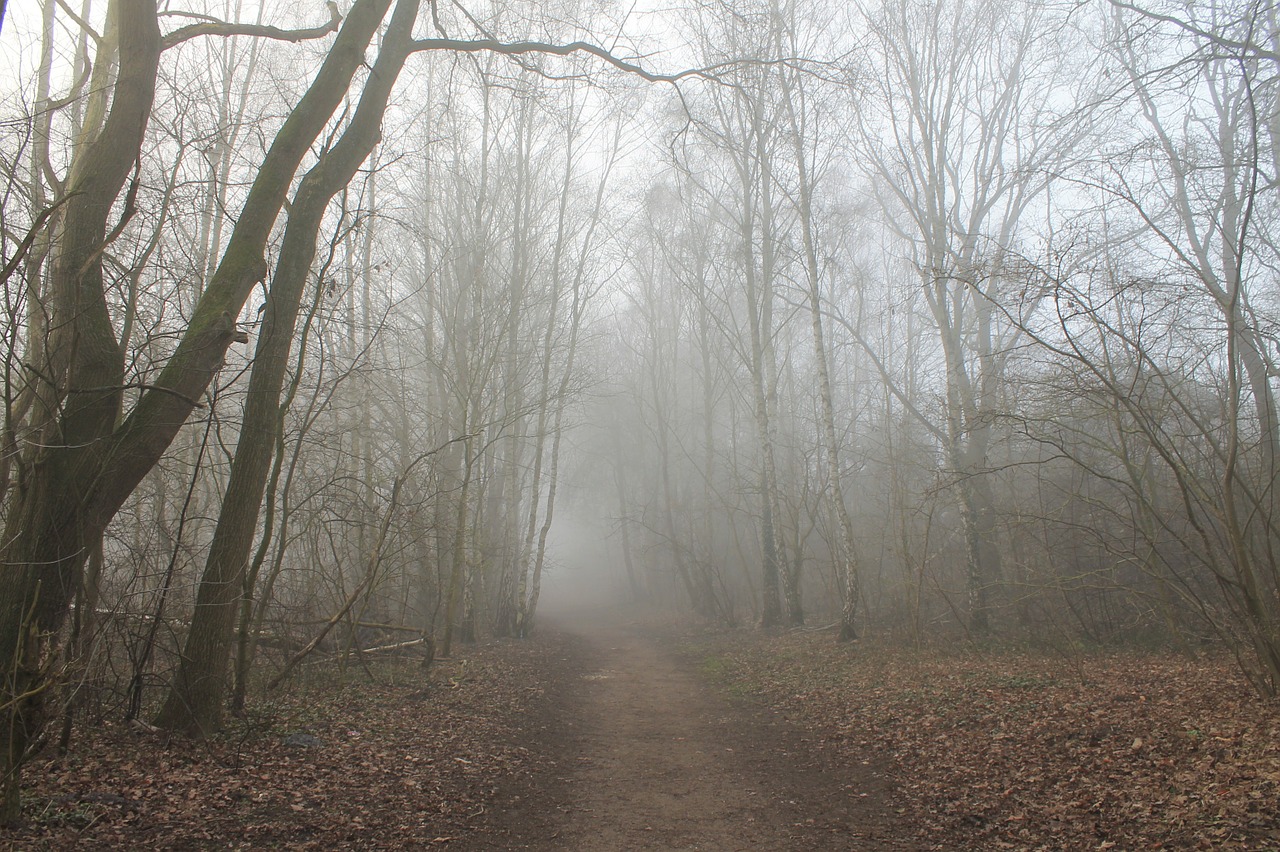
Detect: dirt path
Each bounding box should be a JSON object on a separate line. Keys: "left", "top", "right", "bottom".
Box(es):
{"left": 467, "top": 616, "right": 911, "bottom": 851}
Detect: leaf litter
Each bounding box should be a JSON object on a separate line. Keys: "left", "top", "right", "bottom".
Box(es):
{"left": 5, "top": 636, "right": 564, "bottom": 850}
{"left": 686, "top": 629, "right": 1280, "bottom": 851}
{"left": 9, "top": 625, "right": 1280, "bottom": 851}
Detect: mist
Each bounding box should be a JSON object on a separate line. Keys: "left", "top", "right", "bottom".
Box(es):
{"left": 535, "top": 505, "right": 633, "bottom": 621}
{"left": 3, "top": 0, "right": 1273, "bottom": 689}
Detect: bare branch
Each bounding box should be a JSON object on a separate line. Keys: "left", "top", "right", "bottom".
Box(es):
{"left": 53, "top": 0, "right": 101, "bottom": 44}
{"left": 410, "top": 36, "right": 804, "bottom": 84}
{"left": 68, "top": 384, "right": 207, "bottom": 408}
{"left": 1109, "top": 0, "right": 1280, "bottom": 63}
{"left": 162, "top": 2, "right": 341, "bottom": 50}
{"left": 0, "top": 193, "right": 76, "bottom": 291}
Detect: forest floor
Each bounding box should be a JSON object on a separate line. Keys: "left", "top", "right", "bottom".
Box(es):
{"left": 457, "top": 612, "right": 904, "bottom": 851}
{"left": 4, "top": 612, "right": 1279, "bottom": 850}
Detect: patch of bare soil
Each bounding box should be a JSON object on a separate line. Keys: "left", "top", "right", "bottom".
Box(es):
{"left": 468, "top": 615, "right": 914, "bottom": 851}
{"left": 690, "top": 630, "right": 1280, "bottom": 851}
{"left": 3, "top": 617, "right": 909, "bottom": 851}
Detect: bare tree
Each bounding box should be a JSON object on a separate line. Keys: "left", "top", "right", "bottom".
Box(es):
{"left": 854, "top": 0, "right": 1090, "bottom": 633}
{"left": 154, "top": 0, "right": 422, "bottom": 737}
{"left": 0, "top": 0, "right": 386, "bottom": 819}
{"left": 771, "top": 0, "right": 864, "bottom": 639}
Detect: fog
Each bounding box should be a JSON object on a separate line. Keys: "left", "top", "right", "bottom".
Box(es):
{"left": 535, "top": 506, "right": 632, "bottom": 621}
{"left": 2, "top": 0, "right": 1280, "bottom": 767}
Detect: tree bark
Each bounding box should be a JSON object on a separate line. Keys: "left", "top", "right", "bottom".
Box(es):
{"left": 0, "top": 0, "right": 160, "bottom": 824}
{"left": 0, "top": 0, "right": 393, "bottom": 819}
{"left": 154, "top": 0, "right": 417, "bottom": 738}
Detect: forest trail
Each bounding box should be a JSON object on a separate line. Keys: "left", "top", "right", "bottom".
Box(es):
{"left": 467, "top": 614, "right": 911, "bottom": 851}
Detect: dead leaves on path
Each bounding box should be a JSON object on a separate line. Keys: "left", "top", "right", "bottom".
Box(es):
{"left": 695, "top": 633, "right": 1280, "bottom": 851}
{"left": 12, "top": 625, "right": 1280, "bottom": 851}
{"left": 5, "top": 641, "right": 556, "bottom": 850}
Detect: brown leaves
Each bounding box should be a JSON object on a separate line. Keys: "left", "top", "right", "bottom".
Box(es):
{"left": 13, "top": 627, "right": 1278, "bottom": 850}
{"left": 692, "top": 633, "right": 1280, "bottom": 851}
{"left": 4, "top": 638, "right": 560, "bottom": 849}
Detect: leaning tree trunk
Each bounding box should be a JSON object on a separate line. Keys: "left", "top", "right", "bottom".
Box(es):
{"left": 0, "top": 0, "right": 160, "bottom": 824}
{"left": 155, "top": 0, "right": 417, "bottom": 738}
{"left": 0, "top": 0, "right": 389, "bottom": 821}
{"left": 520, "top": 268, "right": 587, "bottom": 637}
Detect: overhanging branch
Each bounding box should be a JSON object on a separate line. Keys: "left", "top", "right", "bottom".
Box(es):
{"left": 410, "top": 36, "right": 808, "bottom": 84}
{"left": 1109, "top": 0, "right": 1279, "bottom": 63}
{"left": 162, "top": 2, "right": 342, "bottom": 50}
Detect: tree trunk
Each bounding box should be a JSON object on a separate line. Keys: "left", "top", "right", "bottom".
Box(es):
{"left": 441, "top": 433, "right": 475, "bottom": 658}
{"left": 742, "top": 177, "right": 782, "bottom": 628}
{"left": 776, "top": 53, "right": 862, "bottom": 640}
{"left": 0, "top": 0, "right": 397, "bottom": 819}
{"left": 155, "top": 0, "right": 416, "bottom": 738}
{"left": 0, "top": 0, "right": 160, "bottom": 823}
